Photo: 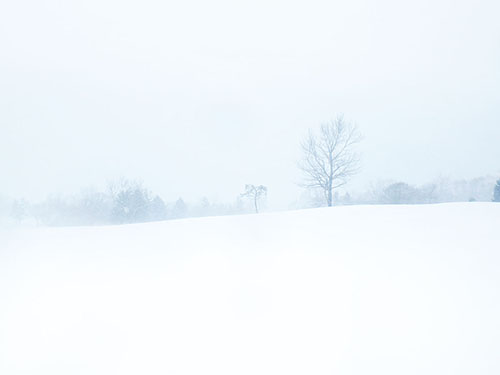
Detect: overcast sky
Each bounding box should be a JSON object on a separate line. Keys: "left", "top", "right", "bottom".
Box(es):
{"left": 1, "top": 0, "right": 499, "bottom": 208}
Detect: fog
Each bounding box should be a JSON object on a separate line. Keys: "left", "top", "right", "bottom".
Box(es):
{"left": 1, "top": 0, "right": 500, "bottom": 208}
{"left": 2, "top": 3, "right": 500, "bottom": 374}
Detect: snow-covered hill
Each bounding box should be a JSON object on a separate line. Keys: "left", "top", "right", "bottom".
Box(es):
{"left": 1, "top": 203, "right": 499, "bottom": 375}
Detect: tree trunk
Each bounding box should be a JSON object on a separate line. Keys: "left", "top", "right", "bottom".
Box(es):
{"left": 327, "top": 188, "right": 333, "bottom": 207}
{"left": 327, "top": 177, "right": 333, "bottom": 207}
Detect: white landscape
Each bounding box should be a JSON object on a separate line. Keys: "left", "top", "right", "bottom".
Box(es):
{"left": 2, "top": 0, "right": 499, "bottom": 373}
{"left": 1, "top": 203, "right": 499, "bottom": 375}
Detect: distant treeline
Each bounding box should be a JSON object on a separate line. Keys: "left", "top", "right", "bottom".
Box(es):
{"left": 5, "top": 178, "right": 247, "bottom": 226}
{"left": 298, "top": 175, "right": 500, "bottom": 207}
{"left": 1, "top": 175, "right": 499, "bottom": 226}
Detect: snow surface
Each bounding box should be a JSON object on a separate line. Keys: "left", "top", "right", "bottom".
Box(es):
{"left": 1, "top": 203, "right": 499, "bottom": 375}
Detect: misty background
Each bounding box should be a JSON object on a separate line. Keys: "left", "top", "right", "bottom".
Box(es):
{"left": 1, "top": 0, "right": 500, "bottom": 214}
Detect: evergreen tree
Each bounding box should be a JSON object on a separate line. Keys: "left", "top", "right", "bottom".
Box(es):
{"left": 171, "top": 198, "right": 188, "bottom": 218}
{"left": 493, "top": 179, "right": 500, "bottom": 202}
{"left": 10, "top": 199, "right": 27, "bottom": 222}
{"left": 110, "top": 180, "right": 153, "bottom": 223}
{"left": 149, "top": 195, "right": 167, "bottom": 221}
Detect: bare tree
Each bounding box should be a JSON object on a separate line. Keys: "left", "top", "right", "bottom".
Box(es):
{"left": 241, "top": 184, "right": 267, "bottom": 213}
{"left": 299, "top": 116, "right": 362, "bottom": 207}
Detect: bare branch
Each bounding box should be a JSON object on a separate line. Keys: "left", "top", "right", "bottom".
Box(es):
{"left": 298, "top": 117, "right": 362, "bottom": 206}
{"left": 241, "top": 184, "right": 267, "bottom": 213}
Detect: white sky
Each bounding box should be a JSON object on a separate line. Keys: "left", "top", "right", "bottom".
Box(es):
{"left": 1, "top": 0, "right": 499, "bottom": 208}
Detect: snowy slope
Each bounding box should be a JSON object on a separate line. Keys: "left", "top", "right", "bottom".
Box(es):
{"left": 1, "top": 203, "right": 499, "bottom": 375}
